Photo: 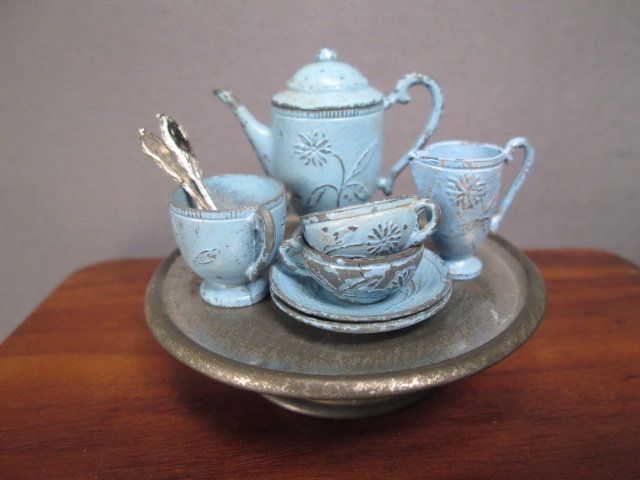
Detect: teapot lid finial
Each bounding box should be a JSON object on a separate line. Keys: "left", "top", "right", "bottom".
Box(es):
{"left": 316, "top": 48, "right": 338, "bottom": 62}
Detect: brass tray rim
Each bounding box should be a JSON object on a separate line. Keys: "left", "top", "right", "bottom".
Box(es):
{"left": 145, "top": 234, "right": 546, "bottom": 400}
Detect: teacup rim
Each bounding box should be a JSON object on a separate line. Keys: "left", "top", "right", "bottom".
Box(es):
{"left": 168, "top": 174, "right": 286, "bottom": 219}
{"left": 301, "top": 238, "right": 422, "bottom": 266}
{"left": 412, "top": 140, "right": 505, "bottom": 168}
{"left": 300, "top": 195, "right": 418, "bottom": 225}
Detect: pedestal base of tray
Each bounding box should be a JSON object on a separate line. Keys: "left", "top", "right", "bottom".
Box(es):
{"left": 262, "top": 391, "right": 430, "bottom": 419}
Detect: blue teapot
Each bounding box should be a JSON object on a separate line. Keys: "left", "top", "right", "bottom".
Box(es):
{"left": 214, "top": 48, "right": 444, "bottom": 215}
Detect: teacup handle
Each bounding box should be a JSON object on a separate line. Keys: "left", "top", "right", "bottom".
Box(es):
{"left": 278, "top": 234, "right": 308, "bottom": 277}
{"left": 245, "top": 205, "right": 275, "bottom": 282}
{"left": 490, "top": 137, "right": 535, "bottom": 232}
{"left": 378, "top": 73, "right": 444, "bottom": 195}
{"left": 408, "top": 199, "right": 440, "bottom": 246}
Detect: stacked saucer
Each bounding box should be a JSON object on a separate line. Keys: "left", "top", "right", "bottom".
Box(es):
{"left": 269, "top": 197, "right": 452, "bottom": 334}
{"left": 270, "top": 248, "right": 451, "bottom": 333}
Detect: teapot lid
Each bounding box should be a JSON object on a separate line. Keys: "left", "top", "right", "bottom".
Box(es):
{"left": 272, "top": 48, "right": 384, "bottom": 110}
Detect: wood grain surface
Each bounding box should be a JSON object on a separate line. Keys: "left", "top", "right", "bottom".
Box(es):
{"left": 1, "top": 250, "right": 638, "bottom": 479}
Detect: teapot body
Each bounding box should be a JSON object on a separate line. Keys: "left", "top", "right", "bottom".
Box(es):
{"left": 214, "top": 48, "right": 444, "bottom": 214}
{"left": 270, "top": 103, "right": 384, "bottom": 215}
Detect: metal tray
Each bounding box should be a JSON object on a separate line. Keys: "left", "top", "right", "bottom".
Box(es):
{"left": 145, "top": 234, "right": 546, "bottom": 419}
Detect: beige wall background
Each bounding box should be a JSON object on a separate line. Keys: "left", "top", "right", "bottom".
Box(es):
{"left": 1, "top": 0, "right": 639, "bottom": 341}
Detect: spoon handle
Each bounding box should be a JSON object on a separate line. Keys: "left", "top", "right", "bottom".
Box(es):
{"left": 156, "top": 114, "right": 217, "bottom": 210}
{"left": 186, "top": 154, "right": 217, "bottom": 210}
{"left": 138, "top": 129, "right": 213, "bottom": 210}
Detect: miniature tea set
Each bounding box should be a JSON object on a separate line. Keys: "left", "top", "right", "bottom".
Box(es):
{"left": 142, "top": 48, "right": 546, "bottom": 418}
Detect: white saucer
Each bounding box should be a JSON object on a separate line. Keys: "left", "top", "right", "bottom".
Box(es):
{"left": 270, "top": 248, "right": 451, "bottom": 323}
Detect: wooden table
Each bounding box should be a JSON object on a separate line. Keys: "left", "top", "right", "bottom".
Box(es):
{"left": 1, "top": 250, "right": 638, "bottom": 479}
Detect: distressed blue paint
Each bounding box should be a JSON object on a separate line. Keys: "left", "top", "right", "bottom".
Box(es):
{"left": 410, "top": 137, "right": 535, "bottom": 280}
{"left": 300, "top": 195, "right": 439, "bottom": 258}
{"left": 169, "top": 175, "right": 286, "bottom": 307}
{"left": 214, "top": 48, "right": 444, "bottom": 214}
{"left": 271, "top": 290, "right": 451, "bottom": 335}
{"left": 279, "top": 234, "right": 423, "bottom": 304}
{"left": 270, "top": 246, "right": 451, "bottom": 323}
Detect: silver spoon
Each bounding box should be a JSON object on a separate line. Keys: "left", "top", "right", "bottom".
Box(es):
{"left": 138, "top": 115, "right": 216, "bottom": 210}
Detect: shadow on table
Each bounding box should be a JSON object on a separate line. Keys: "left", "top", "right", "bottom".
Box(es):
{"left": 163, "top": 353, "right": 529, "bottom": 462}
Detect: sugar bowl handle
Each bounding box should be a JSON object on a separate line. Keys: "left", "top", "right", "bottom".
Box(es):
{"left": 408, "top": 198, "right": 440, "bottom": 246}
{"left": 245, "top": 205, "right": 275, "bottom": 282}
{"left": 490, "top": 137, "right": 535, "bottom": 232}
{"left": 378, "top": 73, "right": 444, "bottom": 195}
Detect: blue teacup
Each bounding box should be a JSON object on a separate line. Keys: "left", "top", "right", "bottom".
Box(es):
{"left": 300, "top": 195, "right": 439, "bottom": 258}
{"left": 169, "top": 174, "right": 286, "bottom": 307}
{"left": 279, "top": 233, "right": 423, "bottom": 304}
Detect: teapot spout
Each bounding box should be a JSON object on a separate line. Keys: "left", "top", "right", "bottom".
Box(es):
{"left": 213, "top": 90, "right": 273, "bottom": 175}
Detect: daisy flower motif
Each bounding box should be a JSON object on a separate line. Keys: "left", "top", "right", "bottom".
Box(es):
{"left": 366, "top": 221, "right": 403, "bottom": 256}
{"left": 294, "top": 132, "right": 332, "bottom": 167}
{"left": 447, "top": 174, "right": 488, "bottom": 210}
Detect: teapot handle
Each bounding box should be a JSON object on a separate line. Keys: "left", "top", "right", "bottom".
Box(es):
{"left": 490, "top": 137, "right": 535, "bottom": 232}
{"left": 378, "top": 73, "right": 444, "bottom": 195}
{"left": 245, "top": 205, "right": 275, "bottom": 282}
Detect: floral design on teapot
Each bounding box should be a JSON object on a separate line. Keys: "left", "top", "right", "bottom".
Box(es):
{"left": 446, "top": 174, "right": 488, "bottom": 210}
{"left": 294, "top": 132, "right": 332, "bottom": 167}
{"left": 295, "top": 133, "right": 377, "bottom": 210}
{"left": 214, "top": 48, "right": 444, "bottom": 215}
